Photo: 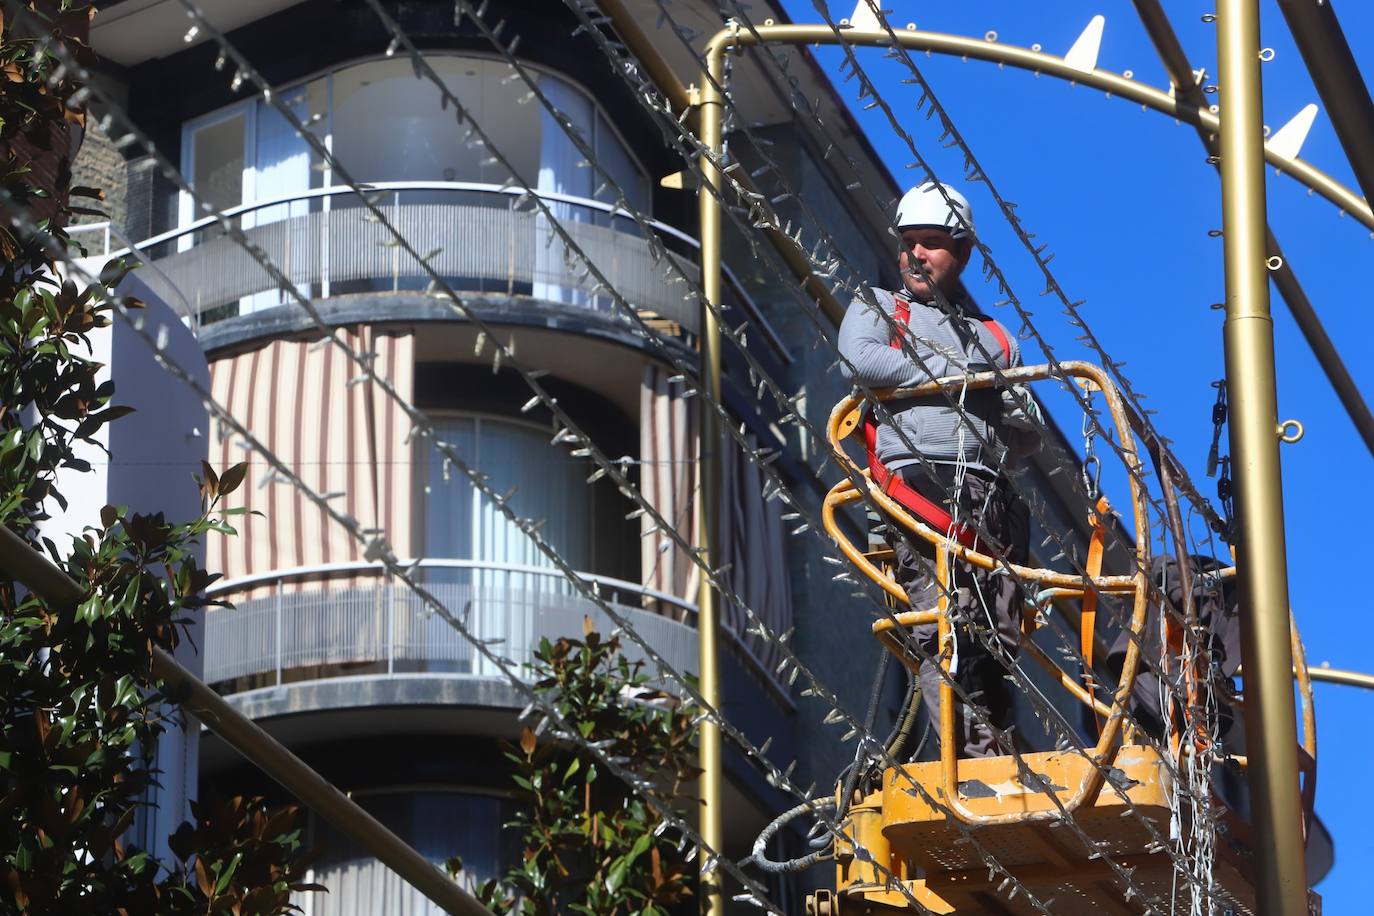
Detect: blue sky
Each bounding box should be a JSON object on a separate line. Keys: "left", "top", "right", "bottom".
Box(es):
{"left": 783, "top": 0, "right": 1374, "bottom": 907}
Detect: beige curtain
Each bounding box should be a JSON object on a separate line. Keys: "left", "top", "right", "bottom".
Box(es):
{"left": 639, "top": 365, "right": 792, "bottom": 671}
{"left": 207, "top": 325, "right": 415, "bottom": 586}
{"left": 639, "top": 365, "right": 699, "bottom": 608}
{"left": 720, "top": 429, "right": 793, "bottom": 673}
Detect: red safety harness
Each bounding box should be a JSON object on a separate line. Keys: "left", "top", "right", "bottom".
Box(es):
{"left": 862, "top": 296, "right": 1012, "bottom": 547}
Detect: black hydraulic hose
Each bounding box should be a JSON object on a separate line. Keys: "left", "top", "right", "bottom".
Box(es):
{"left": 884, "top": 669, "right": 921, "bottom": 762}
{"left": 746, "top": 686, "right": 929, "bottom": 877}
{"left": 745, "top": 798, "right": 838, "bottom": 874}
{"left": 909, "top": 715, "right": 933, "bottom": 762}
{"left": 835, "top": 650, "right": 891, "bottom": 823}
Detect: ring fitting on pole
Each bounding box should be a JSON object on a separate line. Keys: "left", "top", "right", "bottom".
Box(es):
{"left": 1277, "top": 419, "right": 1304, "bottom": 443}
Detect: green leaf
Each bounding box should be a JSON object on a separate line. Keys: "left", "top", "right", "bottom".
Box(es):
{"left": 98, "top": 257, "right": 126, "bottom": 286}
{"left": 214, "top": 851, "right": 243, "bottom": 895}
{"left": 604, "top": 855, "right": 629, "bottom": 896}
{"left": 99, "top": 405, "right": 136, "bottom": 423}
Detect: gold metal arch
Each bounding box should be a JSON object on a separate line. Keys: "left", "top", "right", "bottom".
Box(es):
{"left": 704, "top": 23, "right": 1373, "bottom": 232}
{"left": 1302, "top": 665, "right": 1374, "bottom": 691}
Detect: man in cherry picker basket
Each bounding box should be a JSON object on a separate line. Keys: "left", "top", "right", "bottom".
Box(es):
{"left": 837, "top": 181, "right": 1041, "bottom": 758}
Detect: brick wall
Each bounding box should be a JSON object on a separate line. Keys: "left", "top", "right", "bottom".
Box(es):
{"left": 69, "top": 123, "right": 128, "bottom": 231}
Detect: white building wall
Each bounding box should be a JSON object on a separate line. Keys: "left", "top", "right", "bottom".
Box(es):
{"left": 39, "top": 273, "right": 209, "bottom": 868}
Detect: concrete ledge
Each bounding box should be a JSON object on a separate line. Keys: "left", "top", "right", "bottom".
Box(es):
{"left": 223, "top": 673, "right": 527, "bottom": 721}
{"left": 196, "top": 292, "right": 696, "bottom": 362}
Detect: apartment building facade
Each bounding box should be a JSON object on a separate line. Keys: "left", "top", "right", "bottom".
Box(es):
{"left": 77, "top": 1, "right": 1121, "bottom": 910}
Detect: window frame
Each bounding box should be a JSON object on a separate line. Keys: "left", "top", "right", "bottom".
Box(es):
{"left": 178, "top": 98, "right": 256, "bottom": 234}
{"left": 177, "top": 51, "right": 650, "bottom": 227}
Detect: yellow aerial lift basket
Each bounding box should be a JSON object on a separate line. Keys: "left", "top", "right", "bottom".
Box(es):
{"left": 812, "top": 361, "right": 1317, "bottom": 915}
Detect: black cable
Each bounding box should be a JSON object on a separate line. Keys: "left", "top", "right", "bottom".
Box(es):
{"left": 884, "top": 668, "right": 921, "bottom": 762}
{"left": 745, "top": 798, "right": 838, "bottom": 875}
{"left": 835, "top": 649, "right": 891, "bottom": 824}
{"left": 746, "top": 649, "right": 894, "bottom": 878}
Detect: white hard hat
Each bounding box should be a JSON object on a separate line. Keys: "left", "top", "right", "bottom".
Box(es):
{"left": 894, "top": 182, "right": 975, "bottom": 238}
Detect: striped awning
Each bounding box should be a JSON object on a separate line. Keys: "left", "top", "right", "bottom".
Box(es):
{"left": 207, "top": 325, "right": 415, "bottom": 585}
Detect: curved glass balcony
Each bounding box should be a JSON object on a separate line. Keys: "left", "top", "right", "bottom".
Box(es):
{"left": 202, "top": 559, "right": 793, "bottom": 711}
{"left": 75, "top": 183, "right": 720, "bottom": 335}
{"left": 204, "top": 559, "right": 701, "bottom": 694}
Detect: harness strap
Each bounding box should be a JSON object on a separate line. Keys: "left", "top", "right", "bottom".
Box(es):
{"left": 887, "top": 293, "right": 1012, "bottom": 366}
{"left": 888, "top": 296, "right": 912, "bottom": 347}
{"left": 865, "top": 295, "right": 1012, "bottom": 543}
{"left": 863, "top": 417, "right": 976, "bottom": 547}
{"left": 982, "top": 320, "right": 1011, "bottom": 367}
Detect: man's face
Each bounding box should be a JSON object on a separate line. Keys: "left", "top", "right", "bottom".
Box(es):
{"left": 898, "top": 227, "right": 972, "bottom": 301}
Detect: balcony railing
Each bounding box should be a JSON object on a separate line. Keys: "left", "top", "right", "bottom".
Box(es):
{"left": 70, "top": 182, "right": 785, "bottom": 353}
{"left": 203, "top": 559, "right": 793, "bottom": 707}
{"left": 204, "top": 559, "right": 699, "bottom": 691}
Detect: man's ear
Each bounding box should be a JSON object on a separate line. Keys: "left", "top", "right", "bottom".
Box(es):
{"left": 956, "top": 238, "right": 974, "bottom": 268}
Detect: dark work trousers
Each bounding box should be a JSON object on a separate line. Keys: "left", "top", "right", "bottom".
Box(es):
{"left": 884, "top": 464, "right": 1029, "bottom": 758}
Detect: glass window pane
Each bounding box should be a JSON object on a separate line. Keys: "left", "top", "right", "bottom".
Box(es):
{"left": 303, "top": 791, "right": 513, "bottom": 914}
{"left": 191, "top": 114, "right": 245, "bottom": 214}
{"left": 467, "top": 58, "right": 540, "bottom": 186}
{"left": 536, "top": 73, "right": 593, "bottom": 200}
{"left": 331, "top": 57, "right": 539, "bottom": 186}
{"left": 423, "top": 417, "right": 593, "bottom": 571}
{"left": 475, "top": 420, "right": 592, "bottom": 572}
{"left": 424, "top": 417, "right": 477, "bottom": 573}
{"left": 595, "top": 111, "right": 649, "bottom": 214}
{"left": 254, "top": 79, "right": 326, "bottom": 214}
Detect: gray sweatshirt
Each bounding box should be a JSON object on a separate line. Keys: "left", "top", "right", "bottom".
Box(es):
{"left": 837, "top": 289, "right": 1031, "bottom": 475}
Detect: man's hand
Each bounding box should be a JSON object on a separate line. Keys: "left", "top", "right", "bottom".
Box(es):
{"left": 1002, "top": 385, "right": 1043, "bottom": 459}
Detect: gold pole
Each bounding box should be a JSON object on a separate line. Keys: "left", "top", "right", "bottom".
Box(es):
{"left": 1237, "top": 662, "right": 1374, "bottom": 691}
{"left": 694, "top": 37, "right": 729, "bottom": 916}
{"left": 1215, "top": 2, "right": 1309, "bottom": 912}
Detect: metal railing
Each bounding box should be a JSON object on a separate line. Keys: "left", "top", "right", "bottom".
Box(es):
{"left": 204, "top": 559, "right": 796, "bottom": 706}
{"left": 204, "top": 559, "right": 701, "bottom": 691}
{"left": 68, "top": 182, "right": 787, "bottom": 354}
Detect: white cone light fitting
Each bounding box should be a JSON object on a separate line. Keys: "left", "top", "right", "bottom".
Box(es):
{"left": 1065, "top": 15, "right": 1106, "bottom": 74}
